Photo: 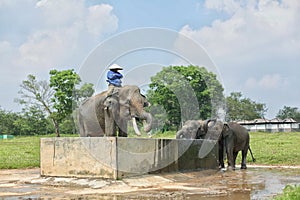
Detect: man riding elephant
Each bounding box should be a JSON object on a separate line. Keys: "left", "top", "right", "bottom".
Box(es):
{"left": 78, "top": 85, "right": 152, "bottom": 137}
{"left": 106, "top": 63, "right": 123, "bottom": 98}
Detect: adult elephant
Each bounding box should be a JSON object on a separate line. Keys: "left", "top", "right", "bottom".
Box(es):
{"left": 176, "top": 119, "right": 255, "bottom": 170}
{"left": 78, "top": 85, "right": 152, "bottom": 137}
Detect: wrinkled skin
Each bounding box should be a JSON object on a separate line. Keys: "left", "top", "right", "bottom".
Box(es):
{"left": 176, "top": 120, "right": 255, "bottom": 170}
{"left": 176, "top": 120, "right": 209, "bottom": 139}
{"left": 176, "top": 120, "right": 202, "bottom": 139}
{"left": 78, "top": 85, "right": 152, "bottom": 137}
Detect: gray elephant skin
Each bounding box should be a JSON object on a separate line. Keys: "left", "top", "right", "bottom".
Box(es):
{"left": 176, "top": 120, "right": 255, "bottom": 170}
{"left": 78, "top": 85, "right": 152, "bottom": 137}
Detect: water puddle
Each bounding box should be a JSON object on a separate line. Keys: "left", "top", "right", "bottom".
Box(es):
{"left": 0, "top": 167, "right": 299, "bottom": 199}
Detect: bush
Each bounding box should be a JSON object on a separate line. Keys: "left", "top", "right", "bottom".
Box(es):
{"left": 274, "top": 185, "right": 300, "bottom": 200}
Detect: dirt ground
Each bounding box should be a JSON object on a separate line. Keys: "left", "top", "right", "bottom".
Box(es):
{"left": 0, "top": 165, "right": 300, "bottom": 200}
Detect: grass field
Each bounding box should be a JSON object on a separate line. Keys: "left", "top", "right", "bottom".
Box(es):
{"left": 0, "top": 134, "right": 76, "bottom": 169}
{"left": 0, "top": 132, "right": 300, "bottom": 169}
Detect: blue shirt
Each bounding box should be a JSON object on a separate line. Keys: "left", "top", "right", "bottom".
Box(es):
{"left": 107, "top": 70, "right": 123, "bottom": 87}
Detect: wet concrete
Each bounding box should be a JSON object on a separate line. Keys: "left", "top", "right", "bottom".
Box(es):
{"left": 0, "top": 166, "right": 300, "bottom": 199}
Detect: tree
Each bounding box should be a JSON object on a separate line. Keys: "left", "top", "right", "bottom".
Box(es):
{"left": 276, "top": 106, "right": 300, "bottom": 121}
{"left": 15, "top": 74, "right": 56, "bottom": 134}
{"left": 225, "top": 92, "right": 267, "bottom": 121}
{"left": 13, "top": 106, "right": 54, "bottom": 135}
{"left": 49, "top": 69, "right": 81, "bottom": 136}
{"left": 147, "top": 65, "right": 224, "bottom": 131}
{"left": 0, "top": 107, "right": 20, "bottom": 135}
{"left": 73, "top": 83, "right": 94, "bottom": 104}
{"left": 16, "top": 70, "right": 94, "bottom": 136}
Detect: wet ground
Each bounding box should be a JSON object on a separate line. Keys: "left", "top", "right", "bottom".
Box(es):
{"left": 0, "top": 165, "right": 300, "bottom": 200}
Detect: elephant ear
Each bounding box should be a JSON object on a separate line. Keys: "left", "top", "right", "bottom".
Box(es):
{"left": 203, "top": 119, "right": 216, "bottom": 133}
{"left": 202, "top": 119, "right": 221, "bottom": 140}
{"left": 198, "top": 120, "right": 223, "bottom": 159}
{"left": 222, "top": 123, "right": 231, "bottom": 137}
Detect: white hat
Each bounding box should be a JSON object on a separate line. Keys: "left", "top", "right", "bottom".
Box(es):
{"left": 108, "top": 64, "right": 123, "bottom": 70}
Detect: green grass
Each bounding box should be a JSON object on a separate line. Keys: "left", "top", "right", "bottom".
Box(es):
{"left": 248, "top": 132, "right": 300, "bottom": 165}
{"left": 0, "top": 134, "right": 78, "bottom": 169}
{"left": 150, "top": 131, "right": 177, "bottom": 139}
{"left": 0, "top": 132, "right": 299, "bottom": 169}
{"left": 0, "top": 136, "right": 40, "bottom": 169}
{"left": 274, "top": 185, "right": 300, "bottom": 200}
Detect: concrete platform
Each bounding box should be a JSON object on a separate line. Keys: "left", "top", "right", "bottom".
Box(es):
{"left": 40, "top": 137, "right": 218, "bottom": 179}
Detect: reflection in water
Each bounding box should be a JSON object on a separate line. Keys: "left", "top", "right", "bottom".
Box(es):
{"left": 1, "top": 167, "right": 300, "bottom": 200}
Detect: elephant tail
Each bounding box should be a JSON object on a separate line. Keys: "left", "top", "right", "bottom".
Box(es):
{"left": 248, "top": 146, "right": 256, "bottom": 162}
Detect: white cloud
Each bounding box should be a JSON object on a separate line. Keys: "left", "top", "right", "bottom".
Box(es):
{"left": 13, "top": 1, "right": 119, "bottom": 70}
{"left": 86, "top": 4, "right": 118, "bottom": 36}
{"left": 204, "top": 0, "right": 241, "bottom": 14}
{"left": 180, "top": 0, "right": 300, "bottom": 118}
{"left": 245, "top": 74, "right": 288, "bottom": 90}
{"left": 36, "top": 0, "right": 85, "bottom": 27}
{"left": 181, "top": 0, "right": 300, "bottom": 63}
{"left": 0, "top": 0, "right": 119, "bottom": 111}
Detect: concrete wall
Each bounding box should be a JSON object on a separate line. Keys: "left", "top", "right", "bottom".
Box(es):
{"left": 40, "top": 137, "right": 218, "bottom": 179}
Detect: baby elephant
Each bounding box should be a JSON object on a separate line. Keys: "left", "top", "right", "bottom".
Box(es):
{"left": 219, "top": 122, "right": 256, "bottom": 170}
{"left": 176, "top": 120, "right": 255, "bottom": 170}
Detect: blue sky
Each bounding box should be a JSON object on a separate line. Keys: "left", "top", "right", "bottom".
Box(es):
{"left": 0, "top": 0, "right": 299, "bottom": 119}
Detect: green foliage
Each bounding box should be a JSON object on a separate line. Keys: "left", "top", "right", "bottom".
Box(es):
{"left": 0, "top": 108, "right": 20, "bottom": 135}
{"left": 73, "top": 83, "right": 94, "bottom": 103}
{"left": 274, "top": 185, "right": 300, "bottom": 200}
{"left": 49, "top": 69, "right": 81, "bottom": 122}
{"left": 276, "top": 106, "right": 300, "bottom": 122}
{"left": 59, "top": 115, "right": 77, "bottom": 134}
{"left": 147, "top": 65, "right": 224, "bottom": 131}
{"left": 16, "top": 70, "right": 94, "bottom": 136}
{"left": 0, "top": 106, "right": 53, "bottom": 136}
{"left": 226, "top": 92, "right": 267, "bottom": 121}
{"left": 13, "top": 106, "right": 54, "bottom": 135}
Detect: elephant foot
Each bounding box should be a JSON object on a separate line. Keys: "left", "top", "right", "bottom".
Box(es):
{"left": 219, "top": 167, "right": 226, "bottom": 172}
{"left": 241, "top": 165, "right": 247, "bottom": 170}
{"left": 227, "top": 166, "right": 235, "bottom": 171}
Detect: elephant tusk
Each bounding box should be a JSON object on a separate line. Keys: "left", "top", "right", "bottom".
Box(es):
{"left": 132, "top": 117, "right": 141, "bottom": 136}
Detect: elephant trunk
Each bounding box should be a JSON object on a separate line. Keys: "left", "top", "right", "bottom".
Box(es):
{"left": 141, "top": 111, "right": 152, "bottom": 133}
{"left": 203, "top": 118, "right": 216, "bottom": 133}
{"left": 131, "top": 111, "right": 152, "bottom": 135}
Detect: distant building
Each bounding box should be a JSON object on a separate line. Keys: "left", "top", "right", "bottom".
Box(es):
{"left": 236, "top": 118, "right": 300, "bottom": 132}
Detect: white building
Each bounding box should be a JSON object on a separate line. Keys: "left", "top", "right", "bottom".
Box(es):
{"left": 236, "top": 118, "right": 300, "bottom": 132}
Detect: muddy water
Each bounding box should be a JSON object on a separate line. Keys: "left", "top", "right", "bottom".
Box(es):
{"left": 0, "top": 166, "right": 300, "bottom": 200}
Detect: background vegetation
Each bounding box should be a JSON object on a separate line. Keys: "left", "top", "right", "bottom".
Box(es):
{"left": 1, "top": 131, "right": 299, "bottom": 169}
{"left": 274, "top": 185, "right": 300, "bottom": 200}
{"left": 1, "top": 66, "right": 300, "bottom": 138}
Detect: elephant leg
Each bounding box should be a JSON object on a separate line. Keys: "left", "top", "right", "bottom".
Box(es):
{"left": 218, "top": 139, "right": 225, "bottom": 169}
{"left": 241, "top": 148, "right": 248, "bottom": 169}
{"left": 226, "top": 147, "right": 235, "bottom": 170}
{"left": 105, "top": 109, "right": 117, "bottom": 136}
{"left": 118, "top": 119, "right": 128, "bottom": 137}
{"left": 232, "top": 151, "right": 239, "bottom": 169}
